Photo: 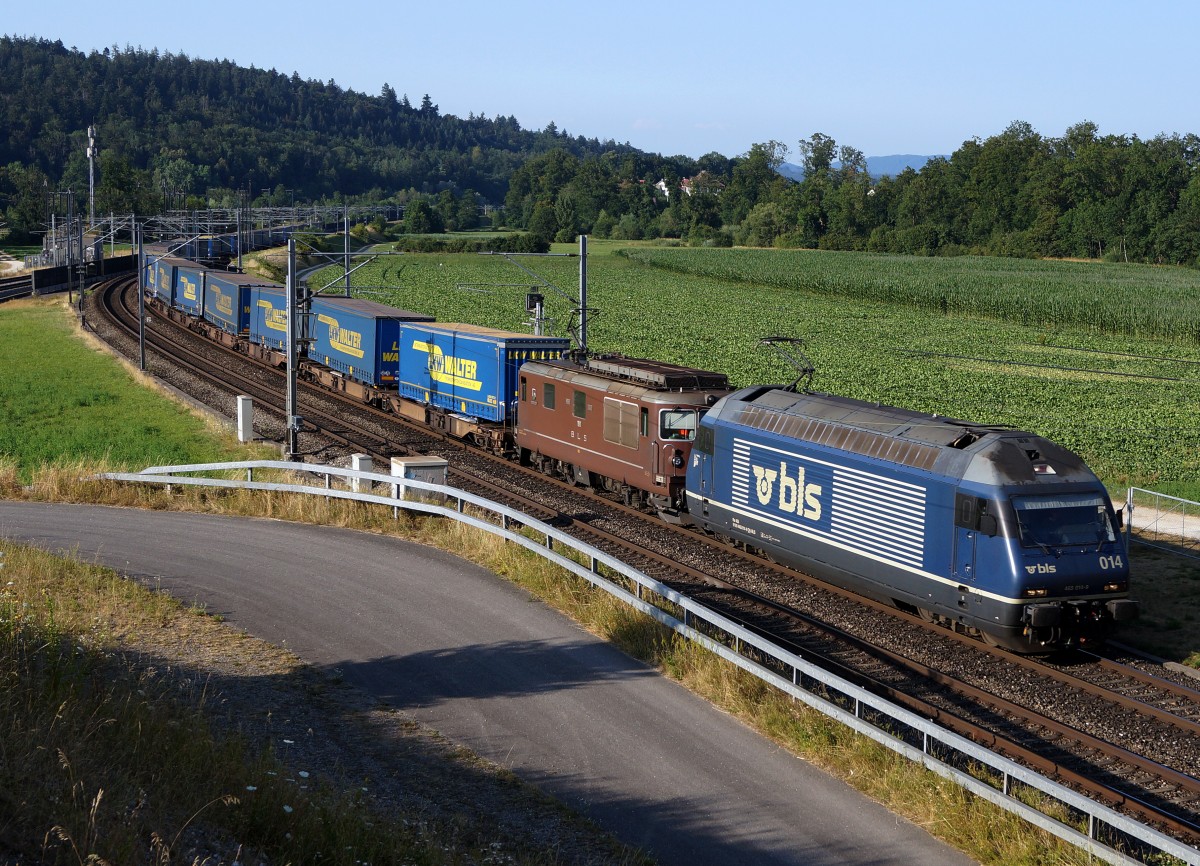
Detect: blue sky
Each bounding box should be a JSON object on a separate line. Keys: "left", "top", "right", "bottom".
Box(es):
{"left": 5, "top": 0, "right": 1195, "bottom": 161}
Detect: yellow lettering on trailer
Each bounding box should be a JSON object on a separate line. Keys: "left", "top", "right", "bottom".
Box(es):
{"left": 316, "top": 313, "right": 364, "bottom": 359}
{"left": 214, "top": 288, "right": 233, "bottom": 317}
{"left": 257, "top": 299, "right": 287, "bottom": 333}
{"left": 412, "top": 340, "right": 482, "bottom": 391}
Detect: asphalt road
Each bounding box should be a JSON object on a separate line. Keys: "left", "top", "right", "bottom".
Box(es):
{"left": 0, "top": 501, "right": 975, "bottom": 866}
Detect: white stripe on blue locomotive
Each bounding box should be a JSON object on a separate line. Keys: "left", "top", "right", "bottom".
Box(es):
{"left": 731, "top": 438, "right": 927, "bottom": 570}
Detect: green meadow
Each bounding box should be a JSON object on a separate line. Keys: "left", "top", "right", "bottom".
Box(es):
{"left": 0, "top": 298, "right": 263, "bottom": 479}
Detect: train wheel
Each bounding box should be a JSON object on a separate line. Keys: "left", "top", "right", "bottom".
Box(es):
{"left": 918, "top": 607, "right": 936, "bottom": 623}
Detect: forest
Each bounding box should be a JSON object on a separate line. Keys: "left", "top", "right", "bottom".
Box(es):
{"left": 0, "top": 36, "right": 676, "bottom": 231}
{"left": 2, "top": 35, "right": 1198, "bottom": 266}
{"left": 503, "top": 128, "right": 1200, "bottom": 265}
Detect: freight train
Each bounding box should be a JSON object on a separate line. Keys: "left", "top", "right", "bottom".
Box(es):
{"left": 169, "top": 223, "right": 321, "bottom": 268}
{"left": 138, "top": 252, "right": 1138, "bottom": 653}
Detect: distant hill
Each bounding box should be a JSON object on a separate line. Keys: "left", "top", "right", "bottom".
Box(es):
{"left": 0, "top": 35, "right": 658, "bottom": 208}
{"left": 777, "top": 154, "right": 945, "bottom": 181}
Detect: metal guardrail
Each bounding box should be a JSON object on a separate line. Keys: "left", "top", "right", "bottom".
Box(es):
{"left": 1127, "top": 487, "right": 1200, "bottom": 560}
{"left": 99, "top": 460, "right": 1198, "bottom": 866}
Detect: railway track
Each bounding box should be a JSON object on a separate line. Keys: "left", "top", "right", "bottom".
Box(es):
{"left": 0, "top": 273, "right": 34, "bottom": 302}
{"left": 90, "top": 275, "right": 1200, "bottom": 850}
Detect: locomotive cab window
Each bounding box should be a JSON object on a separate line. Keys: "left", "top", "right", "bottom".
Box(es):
{"left": 1012, "top": 493, "right": 1115, "bottom": 548}
{"left": 660, "top": 409, "right": 699, "bottom": 441}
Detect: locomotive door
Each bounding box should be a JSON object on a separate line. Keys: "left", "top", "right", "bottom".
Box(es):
{"left": 953, "top": 527, "right": 977, "bottom": 583}
{"left": 953, "top": 493, "right": 980, "bottom": 583}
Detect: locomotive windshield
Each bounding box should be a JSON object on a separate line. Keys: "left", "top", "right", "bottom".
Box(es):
{"left": 1011, "top": 493, "right": 1116, "bottom": 548}
{"left": 660, "top": 409, "right": 700, "bottom": 441}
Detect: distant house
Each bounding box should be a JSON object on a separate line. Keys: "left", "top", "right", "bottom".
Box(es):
{"left": 654, "top": 176, "right": 703, "bottom": 199}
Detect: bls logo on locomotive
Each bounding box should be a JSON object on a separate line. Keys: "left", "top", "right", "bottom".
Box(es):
{"left": 753, "top": 461, "right": 823, "bottom": 521}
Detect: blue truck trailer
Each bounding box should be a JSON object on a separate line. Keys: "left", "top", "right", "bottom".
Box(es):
{"left": 397, "top": 322, "right": 569, "bottom": 423}
{"left": 308, "top": 296, "right": 433, "bottom": 386}
{"left": 203, "top": 272, "right": 272, "bottom": 337}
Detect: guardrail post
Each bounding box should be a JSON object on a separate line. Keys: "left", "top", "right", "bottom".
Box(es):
{"left": 1125, "top": 488, "right": 1133, "bottom": 547}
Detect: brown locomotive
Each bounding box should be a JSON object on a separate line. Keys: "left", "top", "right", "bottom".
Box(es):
{"left": 515, "top": 354, "right": 733, "bottom": 519}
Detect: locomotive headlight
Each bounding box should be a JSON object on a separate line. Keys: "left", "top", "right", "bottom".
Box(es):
{"left": 1022, "top": 587, "right": 1049, "bottom": 598}
{"left": 1103, "top": 581, "right": 1127, "bottom": 592}
{"left": 671, "top": 450, "right": 684, "bottom": 468}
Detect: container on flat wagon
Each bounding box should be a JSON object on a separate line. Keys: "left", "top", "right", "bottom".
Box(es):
{"left": 397, "top": 322, "right": 570, "bottom": 423}
{"left": 308, "top": 296, "right": 434, "bottom": 386}
{"left": 247, "top": 284, "right": 289, "bottom": 351}
{"left": 148, "top": 255, "right": 190, "bottom": 306}
{"left": 142, "top": 255, "right": 160, "bottom": 298}
{"left": 204, "top": 271, "right": 268, "bottom": 336}
{"left": 191, "top": 233, "right": 235, "bottom": 263}
{"left": 171, "top": 262, "right": 205, "bottom": 317}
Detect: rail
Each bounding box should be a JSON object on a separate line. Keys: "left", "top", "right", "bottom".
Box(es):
{"left": 98, "top": 460, "right": 1199, "bottom": 866}
{"left": 1127, "top": 487, "right": 1200, "bottom": 560}
{"left": 0, "top": 273, "right": 34, "bottom": 302}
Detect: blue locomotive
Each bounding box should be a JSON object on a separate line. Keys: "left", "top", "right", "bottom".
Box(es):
{"left": 685, "top": 385, "right": 1139, "bottom": 652}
